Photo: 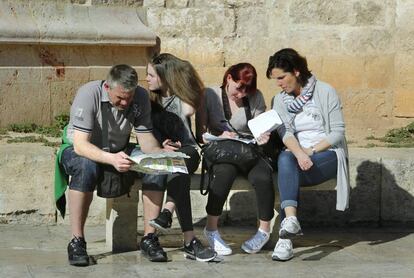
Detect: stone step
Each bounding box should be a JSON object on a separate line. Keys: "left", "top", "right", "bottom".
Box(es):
{"left": 0, "top": 144, "right": 413, "bottom": 227}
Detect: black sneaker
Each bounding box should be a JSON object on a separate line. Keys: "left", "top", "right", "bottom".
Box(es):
{"left": 149, "top": 209, "right": 172, "bottom": 233}
{"left": 140, "top": 233, "right": 168, "bottom": 262}
{"left": 67, "top": 236, "right": 89, "bottom": 266}
{"left": 184, "top": 237, "right": 217, "bottom": 262}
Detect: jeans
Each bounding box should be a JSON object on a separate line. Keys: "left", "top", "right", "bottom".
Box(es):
{"left": 277, "top": 150, "right": 337, "bottom": 219}
{"left": 61, "top": 146, "right": 101, "bottom": 192}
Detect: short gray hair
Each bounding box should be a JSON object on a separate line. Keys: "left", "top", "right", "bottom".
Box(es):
{"left": 106, "top": 64, "right": 138, "bottom": 92}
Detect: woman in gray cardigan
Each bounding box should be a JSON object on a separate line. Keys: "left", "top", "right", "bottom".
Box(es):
{"left": 267, "top": 48, "right": 350, "bottom": 261}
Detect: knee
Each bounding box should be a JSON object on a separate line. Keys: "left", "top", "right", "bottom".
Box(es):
{"left": 69, "top": 157, "right": 100, "bottom": 192}
{"left": 277, "top": 151, "right": 297, "bottom": 171}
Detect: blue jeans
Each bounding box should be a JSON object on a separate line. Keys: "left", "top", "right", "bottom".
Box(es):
{"left": 277, "top": 150, "right": 337, "bottom": 219}
{"left": 61, "top": 146, "right": 101, "bottom": 192}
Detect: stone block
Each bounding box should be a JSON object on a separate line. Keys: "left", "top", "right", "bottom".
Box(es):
{"left": 287, "top": 28, "right": 342, "bottom": 55}
{"left": 227, "top": 190, "right": 257, "bottom": 224}
{"left": 106, "top": 188, "right": 139, "bottom": 252}
{"left": 342, "top": 28, "right": 394, "bottom": 55}
{"left": 393, "top": 89, "right": 414, "bottom": 117}
{"left": 160, "top": 38, "right": 188, "bottom": 59}
{"left": 236, "top": 7, "right": 268, "bottom": 38}
{"left": 91, "top": 0, "right": 143, "bottom": 6}
{"left": 143, "top": 0, "right": 165, "bottom": 7}
{"left": 0, "top": 144, "right": 56, "bottom": 224}
{"left": 396, "top": 0, "right": 414, "bottom": 28}
{"left": 0, "top": 67, "right": 42, "bottom": 87}
{"left": 223, "top": 37, "right": 274, "bottom": 67}
{"left": 365, "top": 55, "right": 394, "bottom": 89}
{"left": 187, "top": 38, "right": 224, "bottom": 66}
{"left": 189, "top": 0, "right": 225, "bottom": 8}
{"left": 226, "top": 0, "right": 265, "bottom": 8}
{"left": 50, "top": 81, "right": 80, "bottom": 118}
{"left": 380, "top": 149, "right": 414, "bottom": 223}
{"left": 395, "top": 53, "right": 414, "bottom": 89}
{"left": 289, "top": 0, "right": 353, "bottom": 25}
{"left": 149, "top": 8, "right": 235, "bottom": 38}
{"left": 396, "top": 30, "right": 414, "bottom": 52}
{"left": 0, "top": 45, "right": 39, "bottom": 67}
{"left": 341, "top": 90, "right": 393, "bottom": 129}
{"left": 166, "top": 0, "right": 188, "bottom": 8}
{"left": 0, "top": 82, "right": 51, "bottom": 127}
{"left": 352, "top": 0, "right": 385, "bottom": 26}
{"left": 195, "top": 66, "right": 226, "bottom": 87}
{"left": 321, "top": 56, "right": 365, "bottom": 90}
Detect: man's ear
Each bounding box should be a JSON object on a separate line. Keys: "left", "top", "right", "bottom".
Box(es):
{"left": 104, "top": 82, "right": 110, "bottom": 90}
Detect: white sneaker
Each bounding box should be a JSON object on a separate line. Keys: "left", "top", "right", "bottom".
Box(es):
{"left": 241, "top": 229, "right": 270, "bottom": 254}
{"left": 203, "top": 228, "right": 232, "bottom": 256}
{"left": 272, "top": 238, "right": 293, "bottom": 261}
{"left": 279, "top": 216, "right": 303, "bottom": 239}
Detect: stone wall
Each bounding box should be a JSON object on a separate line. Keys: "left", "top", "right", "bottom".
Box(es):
{"left": 76, "top": 0, "right": 414, "bottom": 142}
{"left": 1, "top": 0, "right": 413, "bottom": 140}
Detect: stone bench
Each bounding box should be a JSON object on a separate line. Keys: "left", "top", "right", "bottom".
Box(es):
{"left": 105, "top": 173, "right": 337, "bottom": 252}
{"left": 0, "top": 145, "right": 413, "bottom": 252}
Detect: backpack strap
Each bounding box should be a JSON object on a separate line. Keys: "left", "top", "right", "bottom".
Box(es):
{"left": 100, "top": 80, "right": 110, "bottom": 152}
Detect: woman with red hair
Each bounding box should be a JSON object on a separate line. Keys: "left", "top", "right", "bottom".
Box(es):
{"left": 196, "top": 63, "right": 276, "bottom": 256}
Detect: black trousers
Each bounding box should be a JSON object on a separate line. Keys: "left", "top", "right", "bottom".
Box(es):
{"left": 142, "top": 145, "right": 200, "bottom": 232}
{"left": 205, "top": 158, "right": 275, "bottom": 221}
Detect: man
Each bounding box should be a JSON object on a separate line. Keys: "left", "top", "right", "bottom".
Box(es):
{"left": 61, "top": 65, "right": 173, "bottom": 266}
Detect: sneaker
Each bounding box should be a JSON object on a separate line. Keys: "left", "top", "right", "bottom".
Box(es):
{"left": 272, "top": 238, "right": 293, "bottom": 261}
{"left": 184, "top": 237, "right": 217, "bottom": 262}
{"left": 67, "top": 236, "right": 89, "bottom": 266}
{"left": 149, "top": 209, "right": 173, "bottom": 233}
{"left": 241, "top": 229, "right": 270, "bottom": 254}
{"left": 140, "top": 233, "right": 168, "bottom": 262}
{"left": 203, "top": 228, "right": 232, "bottom": 256}
{"left": 279, "top": 216, "right": 303, "bottom": 239}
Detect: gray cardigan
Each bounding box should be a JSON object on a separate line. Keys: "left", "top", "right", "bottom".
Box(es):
{"left": 273, "top": 80, "right": 350, "bottom": 211}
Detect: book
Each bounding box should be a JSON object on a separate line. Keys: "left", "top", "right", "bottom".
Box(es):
{"left": 127, "top": 149, "right": 190, "bottom": 174}
{"left": 247, "top": 109, "right": 282, "bottom": 139}
{"left": 202, "top": 132, "right": 256, "bottom": 144}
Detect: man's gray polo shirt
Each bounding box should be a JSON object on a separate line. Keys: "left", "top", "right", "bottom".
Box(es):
{"left": 67, "top": 80, "right": 153, "bottom": 152}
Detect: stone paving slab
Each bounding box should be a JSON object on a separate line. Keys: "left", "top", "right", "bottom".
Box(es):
{"left": 0, "top": 225, "right": 413, "bottom": 278}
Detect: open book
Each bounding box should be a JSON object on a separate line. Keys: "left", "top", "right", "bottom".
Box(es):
{"left": 247, "top": 109, "right": 282, "bottom": 139}
{"left": 127, "top": 148, "right": 189, "bottom": 174}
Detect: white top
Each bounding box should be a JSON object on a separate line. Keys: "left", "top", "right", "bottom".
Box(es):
{"left": 294, "top": 99, "right": 327, "bottom": 148}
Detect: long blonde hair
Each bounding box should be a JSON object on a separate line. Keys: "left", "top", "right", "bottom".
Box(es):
{"left": 150, "top": 53, "right": 204, "bottom": 109}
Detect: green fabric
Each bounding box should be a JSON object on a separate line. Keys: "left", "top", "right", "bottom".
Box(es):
{"left": 54, "top": 125, "right": 71, "bottom": 218}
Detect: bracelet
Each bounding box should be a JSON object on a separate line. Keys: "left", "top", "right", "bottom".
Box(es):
{"left": 311, "top": 146, "right": 316, "bottom": 155}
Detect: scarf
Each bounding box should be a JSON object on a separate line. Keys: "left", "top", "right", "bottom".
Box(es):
{"left": 282, "top": 75, "right": 317, "bottom": 114}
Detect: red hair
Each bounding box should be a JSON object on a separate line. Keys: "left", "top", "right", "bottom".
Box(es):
{"left": 221, "top": 63, "right": 257, "bottom": 94}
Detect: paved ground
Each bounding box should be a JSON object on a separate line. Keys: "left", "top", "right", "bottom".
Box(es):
{"left": 0, "top": 224, "right": 413, "bottom": 278}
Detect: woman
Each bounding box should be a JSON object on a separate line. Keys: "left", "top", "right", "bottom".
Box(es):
{"left": 267, "top": 48, "right": 349, "bottom": 261}
{"left": 140, "top": 53, "right": 216, "bottom": 262}
{"left": 196, "top": 63, "right": 275, "bottom": 256}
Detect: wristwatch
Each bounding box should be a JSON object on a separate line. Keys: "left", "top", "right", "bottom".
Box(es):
{"left": 311, "top": 145, "right": 317, "bottom": 155}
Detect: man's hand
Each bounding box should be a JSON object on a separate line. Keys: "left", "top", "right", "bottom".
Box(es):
{"left": 111, "top": 151, "right": 133, "bottom": 172}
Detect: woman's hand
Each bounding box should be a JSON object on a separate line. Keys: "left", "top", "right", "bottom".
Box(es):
{"left": 303, "top": 147, "right": 313, "bottom": 156}
{"left": 219, "top": 131, "right": 237, "bottom": 139}
{"left": 162, "top": 139, "right": 181, "bottom": 152}
{"left": 295, "top": 152, "right": 313, "bottom": 171}
{"left": 256, "top": 132, "right": 270, "bottom": 145}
